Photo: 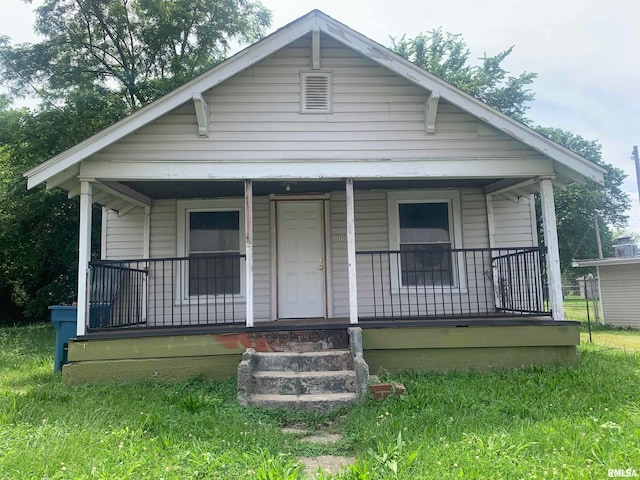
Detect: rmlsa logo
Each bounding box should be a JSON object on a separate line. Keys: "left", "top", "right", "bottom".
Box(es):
{"left": 608, "top": 469, "right": 638, "bottom": 478}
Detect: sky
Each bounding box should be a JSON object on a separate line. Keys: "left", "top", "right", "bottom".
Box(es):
{"left": 1, "top": 0, "right": 639, "bottom": 233}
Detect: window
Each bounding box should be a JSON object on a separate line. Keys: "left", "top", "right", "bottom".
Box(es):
{"left": 177, "top": 200, "right": 244, "bottom": 300}
{"left": 388, "top": 191, "right": 465, "bottom": 290}
{"left": 188, "top": 211, "right": 240, "bottom": 295}
{"left": 399, "top": 202, "right": 452, "bottom": 286}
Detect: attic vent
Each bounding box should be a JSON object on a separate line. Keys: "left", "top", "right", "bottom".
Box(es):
{"left": 300, "top": 72, "right": 332, "bottom": 113}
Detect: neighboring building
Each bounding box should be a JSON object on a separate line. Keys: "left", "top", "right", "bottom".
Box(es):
{"left": 25, "top": 10, "right": 604, "bottom": 385}
{"left": 576, "top": 274, "right": 597, "bottom": 300}
{"left": 573, "top": 238, "right": 640, "bottom": 329}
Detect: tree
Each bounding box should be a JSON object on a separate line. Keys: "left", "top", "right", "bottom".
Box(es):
{"left": 1, "top": 0, "right": 271, "bottom": 109}
{"left": 0, "top": 94, "right": 115, "bottom": 324}
{"left": 391, "top": 29, "right": 537, "bottom": 120}
{"left": 0, "top": 1, "right": 272, "bottom": 323}
{"left": 534, "top": 127, "right": 630, "bottom": 277}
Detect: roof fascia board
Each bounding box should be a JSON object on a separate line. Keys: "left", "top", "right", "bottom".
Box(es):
{"left": 25, "top": 15, "right": 318, "bottom": 189}
{"left": 79, "top": 156, "right": 554, "bottom": 181}
{"left": 314, "top": 14, "right": 605, "bottom": 184}
{"left": 572, "top": 257, "right": 640, "bottom": 267}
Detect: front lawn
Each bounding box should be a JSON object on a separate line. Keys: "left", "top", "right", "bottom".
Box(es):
{"left": 1, "top": 324, "right": 638, "bottom": 479}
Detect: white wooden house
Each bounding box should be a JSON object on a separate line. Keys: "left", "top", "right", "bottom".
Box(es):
{"left": 26, "top": 11, "right": 604, "bottom": 384}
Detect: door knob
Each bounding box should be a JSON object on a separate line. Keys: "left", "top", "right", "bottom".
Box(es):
{"left": 317, "top": 265, "right": 324, "bottom": 270}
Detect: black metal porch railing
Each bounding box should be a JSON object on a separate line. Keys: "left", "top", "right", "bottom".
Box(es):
{"left": 89, "top": 253, "right": 246, "bottom": 330}
{"left": 355, "top": 247, "right": 549, "bottom": 319}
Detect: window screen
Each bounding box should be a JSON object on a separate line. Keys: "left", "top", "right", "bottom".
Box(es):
{"left": 398, "top": 203, "right": 453, "bottom": 286}
{"left": 188, "top": 211, "right": 240, "bottom": 295}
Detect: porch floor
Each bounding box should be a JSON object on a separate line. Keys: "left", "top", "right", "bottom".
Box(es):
{"left": 79, "top": 316, "right": 567, "bottom": 340}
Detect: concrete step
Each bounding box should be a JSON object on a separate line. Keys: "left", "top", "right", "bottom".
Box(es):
{"left": 245, "top": 329, "right": 349, "bottom": 352}
{"left": 252, "top": 370, "right": 356, "bottom": 395}
{"left": 252, "top": 350, "right": 353, "bottom": 372}
{"left": 249, "top": 392, "right": 358, "bottom": 412}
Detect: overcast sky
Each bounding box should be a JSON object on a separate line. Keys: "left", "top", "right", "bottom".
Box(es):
{"left": 2, "top": 0, "right": 639, "bottom": 233}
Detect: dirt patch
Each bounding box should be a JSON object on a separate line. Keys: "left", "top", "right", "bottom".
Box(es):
{"left": 302, "top": 433, "right": 343, "bottom": 444}
{"left": 281, "top": 426, "right": 343, "bottom": 444}
{"left": 283, "top": 425, "right": 353, "bottom": 476}
{"left": 282, "top": 427, "right": 309, "bottom": 435}
{"left": 298, "top": 455, "right": 355, "bottom": 478}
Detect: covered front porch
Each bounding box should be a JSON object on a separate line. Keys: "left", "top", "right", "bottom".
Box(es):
{"left": 75, "top": 176, "right": 563, "bottom": 335}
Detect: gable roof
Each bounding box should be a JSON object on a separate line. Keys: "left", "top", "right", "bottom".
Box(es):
{"left": 25, "top": 9, "right": 605, "bottom": 189}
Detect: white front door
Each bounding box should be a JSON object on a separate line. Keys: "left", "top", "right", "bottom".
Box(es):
{"left": 277, "top": 201, "right": 326, "bottom": 318}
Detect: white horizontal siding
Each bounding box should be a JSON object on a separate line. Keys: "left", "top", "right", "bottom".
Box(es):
{"left": 461, "top": 189, "right": 490, "bottom": 249}
{"left": 91, "top": 34, "right": 546, "bottom": 165}
{"left": 330, "top": 190, "right": 388, "bottom": 318}
{"left": 103, "top": 208, "right": 144, "bottom": 260}
{"left": 252, "top": 196, "right": 271, "bottom": 320}
{"left": 150, "top": 199, "right": 176, "bottom": 258}
{"left": 599, "top": 265, "right": 640, "bottom": 328}
{"left": 492, "top": 195, "right": 537, "bottom": 248}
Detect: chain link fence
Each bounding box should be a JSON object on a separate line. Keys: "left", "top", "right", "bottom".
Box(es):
{"left": 563, "top": 275, "right": 602, "bottom": 325}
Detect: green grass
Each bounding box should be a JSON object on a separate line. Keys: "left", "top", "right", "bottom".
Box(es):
{"left": 563, "top": 295, "right": 601, "bottom": 323}
{"left": 1, "top": 324, "right": 640, "bottom": 479}
{"left": 581, "top": 328, "right": 640, "bottom": 351}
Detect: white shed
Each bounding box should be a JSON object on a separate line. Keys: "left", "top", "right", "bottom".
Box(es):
{"left": 573, "top": 257, "right": 640, "bottom": 329}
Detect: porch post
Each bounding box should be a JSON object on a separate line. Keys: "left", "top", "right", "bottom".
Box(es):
{"left": 485, "top": 195, "right": 496, "bottom": 248}
{"left": 143, "top": 206, "right": 151, "bottom": 259}
{"left": 346, "top": 178, "right": 358, "bottom": 324}
{"left": 142, "top": 206, "right": 151, "bottom": 323}
{"left": 244, "top": 180, "right": 254, "bottom": 327}
{"left": 76, "top": 180, "right": 93, "bottom": 336}
{"left": 539, "top": 176, "right": 565, "bottom": 320}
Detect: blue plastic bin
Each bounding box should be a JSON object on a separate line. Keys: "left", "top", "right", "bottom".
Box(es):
{"left": 49, "top": 305, "right": 77, "bottom": 373}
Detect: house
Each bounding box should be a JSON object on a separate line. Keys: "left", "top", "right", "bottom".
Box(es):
{"left": 573, "top": 241, "right": 640, "bottom": 329}
{"left": 26, "top": 10, "right": 604, "bottom": 386}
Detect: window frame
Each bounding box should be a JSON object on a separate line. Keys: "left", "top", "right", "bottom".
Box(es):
{"left": 387, "top": 191, "right": 466, "bottom": 293}
{"left": 177, "top": 199, "right": 245, "bottom": 303}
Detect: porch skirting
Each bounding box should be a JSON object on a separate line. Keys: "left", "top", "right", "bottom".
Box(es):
{"left": 61, "top": 321, "right": 580, "bottom": 385}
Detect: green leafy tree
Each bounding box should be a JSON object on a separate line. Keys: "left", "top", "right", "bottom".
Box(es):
{"left": 2, "top": 0, "right": 271, "bottom": 108}
{"left": 0, "top": 1, "right": 271, "bottom": 322}
{"left": 391, "top": 29, "right": 537, "bottom": 120}
{"left": 0, "top": 94, "right": 114, "bottom": 324}
{"left": 534, "top": 127, "right": 630, "bottom": 277}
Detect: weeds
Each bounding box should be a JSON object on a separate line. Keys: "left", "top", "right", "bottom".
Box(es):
{"left": 246, "top": 449, "right": 305, "bottom": 480}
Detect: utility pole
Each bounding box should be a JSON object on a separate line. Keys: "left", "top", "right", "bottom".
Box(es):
{"left": 592, "top": 215, "right": 602, "bottom": 325}
{"left": 594, "top": 215, "right": 603, "bottom": 259}
{"left": 633, "top": 146, "right": 640, "bottom": 206}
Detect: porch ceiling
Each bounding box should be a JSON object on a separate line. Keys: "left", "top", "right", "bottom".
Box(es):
{"left": 121, "top": 179, "right": 494, "bottom": 199}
